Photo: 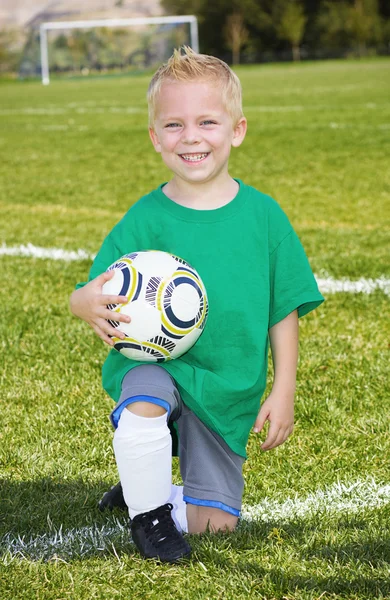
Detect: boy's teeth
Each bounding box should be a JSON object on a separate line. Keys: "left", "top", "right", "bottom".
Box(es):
{"left": 181, "top": 153, "right": 208, "bottom": 161}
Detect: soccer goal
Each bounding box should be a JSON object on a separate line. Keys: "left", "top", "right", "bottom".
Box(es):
{"left": 39, "top": 15, "right": 199, "bottom": 85}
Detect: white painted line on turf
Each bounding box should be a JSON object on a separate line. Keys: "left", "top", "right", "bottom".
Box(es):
{"left": 315, "top": 275, "right": 390, "bottom": 296}
{"left": 1, "top": 478, "right": 389, "bottom": 561}
{"left": 0, "top": 243, "right": 95, "bottom": 262}
{"left": 0, "top": 106, "right": 146, "bottom": 116}
{"left": 245, "top": 105, "right": 304, "bottom": 112}
{"left": 0, "top": 108, "right": 67, "bottom": 115}
{"left": 1, "top": 520, "right": 129, "bottom": 562}
{"left": 241, "top": 478, "right": 390, "bottom": 522}
{"left": 0, "top": 244, "right": 390, "bottom": 296}
{"left": 2, "top": 100, "right": 389, "bottom": 118}
{"left": 41, "top": 124, "right": 69, "bottom": 131}
{"left": 1, "top": 243, "right": 389, "bottom": 296}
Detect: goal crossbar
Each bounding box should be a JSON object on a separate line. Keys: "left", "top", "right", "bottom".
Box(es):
{"left": 39, "top": 15, "right": 199, "bottom": 84}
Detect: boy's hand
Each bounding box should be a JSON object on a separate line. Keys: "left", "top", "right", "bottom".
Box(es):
{"left": 253, "top": 390, "right": 294, "bottom": 451}
{"left": 69, "top": 271, "right": 131, "bottom": 346}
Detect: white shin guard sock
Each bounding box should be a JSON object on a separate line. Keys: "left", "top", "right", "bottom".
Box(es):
{"left": 113, "top": 407, "right": 172, "bottom": 519}
{"left": 168, "top": 484, "right": 188, "bottom": 533}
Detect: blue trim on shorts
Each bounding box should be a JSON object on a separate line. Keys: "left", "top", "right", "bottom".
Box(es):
{"left": 110, "top": 395, "right": 171, "bottom": 429}
{"left": 183, "top": 495, "right": 240, "bottom": 517}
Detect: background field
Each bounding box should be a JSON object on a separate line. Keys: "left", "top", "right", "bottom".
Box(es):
{"left": 0, "top": 59, "right": 389, "bottom": 599}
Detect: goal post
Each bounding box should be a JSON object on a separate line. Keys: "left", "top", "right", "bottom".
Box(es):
{"left": 39, "top": 15, "right": 199, "bottom": 85}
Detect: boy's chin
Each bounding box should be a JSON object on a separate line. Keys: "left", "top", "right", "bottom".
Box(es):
{"left": 175, "top": 173, "right": 215, "bottom": 186}
{"left": 171, "top": 166, "right": 228, "bottom": 185}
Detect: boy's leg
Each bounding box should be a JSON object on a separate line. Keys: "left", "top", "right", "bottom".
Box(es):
{"left": 113, "top": 402, "right": 171, "bottom": 516}
{"left": 177, "top": 403, "right": 245, "bottom": 534}
{"left": 98, "top": 481, "right": 237, "bottom": 533}
{"left": 98, "top": 482, "right": 188, "bottom": 531}
{"left": 104, "top": 383, "right": 244, "bottom": 535}
{"left": 186, "top": 505, "right": 238, "bottom": 534}
{"left": 111, "top": 365, "right": 190, "bottom": 562}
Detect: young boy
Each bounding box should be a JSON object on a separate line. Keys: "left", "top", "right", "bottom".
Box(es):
{"left": 70, "top": 47, "right": 324, "bottom": 563}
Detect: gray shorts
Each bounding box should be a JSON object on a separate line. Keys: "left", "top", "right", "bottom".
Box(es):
{"left": 110, "top": 365, "right": 245, "bottom": 516}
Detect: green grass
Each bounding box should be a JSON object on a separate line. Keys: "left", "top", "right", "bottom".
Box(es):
{"left": 1, "top": 58, "right": 390, "bottom": 599}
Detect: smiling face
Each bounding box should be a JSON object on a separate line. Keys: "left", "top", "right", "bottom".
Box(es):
{"left": 149, "top": 79, "right": 247, "bottom": 189}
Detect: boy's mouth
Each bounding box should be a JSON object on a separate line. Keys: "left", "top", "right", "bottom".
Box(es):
{"left": 179, "top": 152, "right": 209, "bottom": 163}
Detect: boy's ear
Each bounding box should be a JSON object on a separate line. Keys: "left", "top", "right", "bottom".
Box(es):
{"left": 149, "top": 127, "right": 161, "bottom": 153}
{"left": 231, "top": 117, "right": 247, "bottom": 148}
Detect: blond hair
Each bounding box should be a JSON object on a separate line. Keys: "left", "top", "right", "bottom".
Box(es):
{"left": 147, "top": 46, "right": 244, "bottom": 126}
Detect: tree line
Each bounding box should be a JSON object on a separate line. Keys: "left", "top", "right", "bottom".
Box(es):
{"left": 0, "top": 0, "right": 389, "bottom": 75}
{"left": 162, "top": 0, "right": 390, "bottom": 63}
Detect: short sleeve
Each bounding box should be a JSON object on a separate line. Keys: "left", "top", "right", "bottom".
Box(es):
{"left": 269, "top": 229, "right": 324, "bottom": 329}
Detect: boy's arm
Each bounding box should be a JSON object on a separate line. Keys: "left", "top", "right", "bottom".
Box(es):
{"left": 253, "top": 309, "right": 298, "bottom": 451}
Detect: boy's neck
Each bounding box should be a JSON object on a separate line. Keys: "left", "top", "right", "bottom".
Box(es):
{"left": 163, "top": 175, "right": 239, "bottom": 210}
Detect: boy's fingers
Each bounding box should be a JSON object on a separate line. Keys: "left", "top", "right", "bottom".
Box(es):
{"left": 103, "top": 322, "right": 126, "bottom": 339}
{"left": 91, "top": 270, "right": 114, "bottom": 289}
{"left": 92, "top": 317, "right": 126, "bottom": 340}
{"left": 104, "top": 309, "right": 131, "bottom": 324}
{"left": 92, "top": 325, "right": 115, "bottom": 346}
{"left": 262, "top": 434, "right": 282, "bottom": 451}
{"left": 107, "top": 326, "right": 126, "bottom": 340}
{"left": 100, "top": 295, "right": 128, "bottom": 305}
{"left": 253, "top": 410, "right": 268, "bottom": 433}
{"left": 261, "top": 422, "right": 280, "bottom": 450}
{"left": 98, "top": 270, "right": 115, "bottom": 283}
{"left": 262, "top": 427, "right": 290, "bottom": 451}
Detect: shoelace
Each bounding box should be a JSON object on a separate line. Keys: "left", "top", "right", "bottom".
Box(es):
{"left": 141, "top": 504, "right": 187, "bottom": 551}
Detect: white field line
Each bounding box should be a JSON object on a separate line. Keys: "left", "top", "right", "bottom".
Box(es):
{"left": 1, "top": 478, "right": 389, "bottom": 562}
{"left": 241, "top": 478, "right": 390, "bottom": 522}
{"left": 1, "top": 243, "right": 389, "bottom": 296}
{"left": 1, "top": 101, "right": 389, "bottom": 117}
{"left": 316, "top": 275, "right": 390, "bottom": 296}
{"left": 0, "top": 243, "right": 94, "bottom": 262}
{"left": 0, "top": 106, "right": 146, "bottom": 116}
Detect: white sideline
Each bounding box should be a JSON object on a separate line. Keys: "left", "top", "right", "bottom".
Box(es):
{"left": 241, "top": 478, "right": 390, "bottom": 522}
{"left": 0, "top": 243, "right": 389, "bottom": 296}
{"left": 0, "top": 243, "right": 94, "bottom": 262}
{"left": 1, "top": 478, "right": 389, "bottom": 561}
{"left": 315, "top": 275, "right": 390, "bottom": 296}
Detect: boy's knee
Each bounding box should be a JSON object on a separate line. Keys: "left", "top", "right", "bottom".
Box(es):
{"left": 125, "top": 401, "right": 167, "bottom": 418}
{"left": 186, "top": 504, "right": 238, "bottom": 534}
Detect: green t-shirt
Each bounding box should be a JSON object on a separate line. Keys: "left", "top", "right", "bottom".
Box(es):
{"left": 81, "top": 179, "right": 324, "bottom": 457}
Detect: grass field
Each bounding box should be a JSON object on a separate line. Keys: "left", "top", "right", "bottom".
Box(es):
{"left": 0, "top": 58, "right": 389, "bottom": 599}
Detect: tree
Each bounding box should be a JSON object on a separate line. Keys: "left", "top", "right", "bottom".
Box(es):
{"left": 347, "top": 0, "right": 382, "bottom": 56}
{"left": 161, "top": 0, "right": 262, "bottom": 57}
{"left": 161, "top": 0, "right": 389, "bottom": 60}
{"left": 0, "top": 28, "right": 22, "bottom": 73}
{"left": 224, "top": 13, "right": 249, "bottom": 64}
{"left": 319, "top": 0, "right": 383, "bottom": 56}
{"left": 276, "top": 1, "right": 307, "bottom": 61}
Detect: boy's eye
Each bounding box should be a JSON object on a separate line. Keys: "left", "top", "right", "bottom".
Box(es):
{"left": 201, "top": 120, "right": 216, "bottom": 126}
{"left": 165, "top": 123, "right": 181, "bottom": 128}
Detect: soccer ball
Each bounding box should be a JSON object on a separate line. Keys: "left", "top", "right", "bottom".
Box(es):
{"left": 102, "top": 250, "right": 209, "bottom": 362}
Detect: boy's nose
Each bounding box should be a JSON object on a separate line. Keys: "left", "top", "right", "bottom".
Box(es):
{"left": 181, "top": 126, "right": 201, "bottom": 144}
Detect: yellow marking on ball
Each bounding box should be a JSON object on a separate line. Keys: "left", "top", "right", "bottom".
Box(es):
{"left": 141, "top": 341, "right": 171, "bottom": 358}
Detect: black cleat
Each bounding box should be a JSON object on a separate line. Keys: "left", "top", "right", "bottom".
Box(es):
{"left": 130, "top": 503, "right": 191, "bottom": 563}
{"left": 98, "top": 482, "right": 127, "bottom": 512}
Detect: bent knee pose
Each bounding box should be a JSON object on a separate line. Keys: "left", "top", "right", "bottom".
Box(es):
{"left": 109, "top": 365, "right": 244, "bottom": 559}
{"left": 71, "top": 48, "right": 324, "bottom": 563}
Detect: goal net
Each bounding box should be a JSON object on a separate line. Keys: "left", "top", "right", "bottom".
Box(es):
{"left": 35, "top": 16, "right": 198, "bottom": 84}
